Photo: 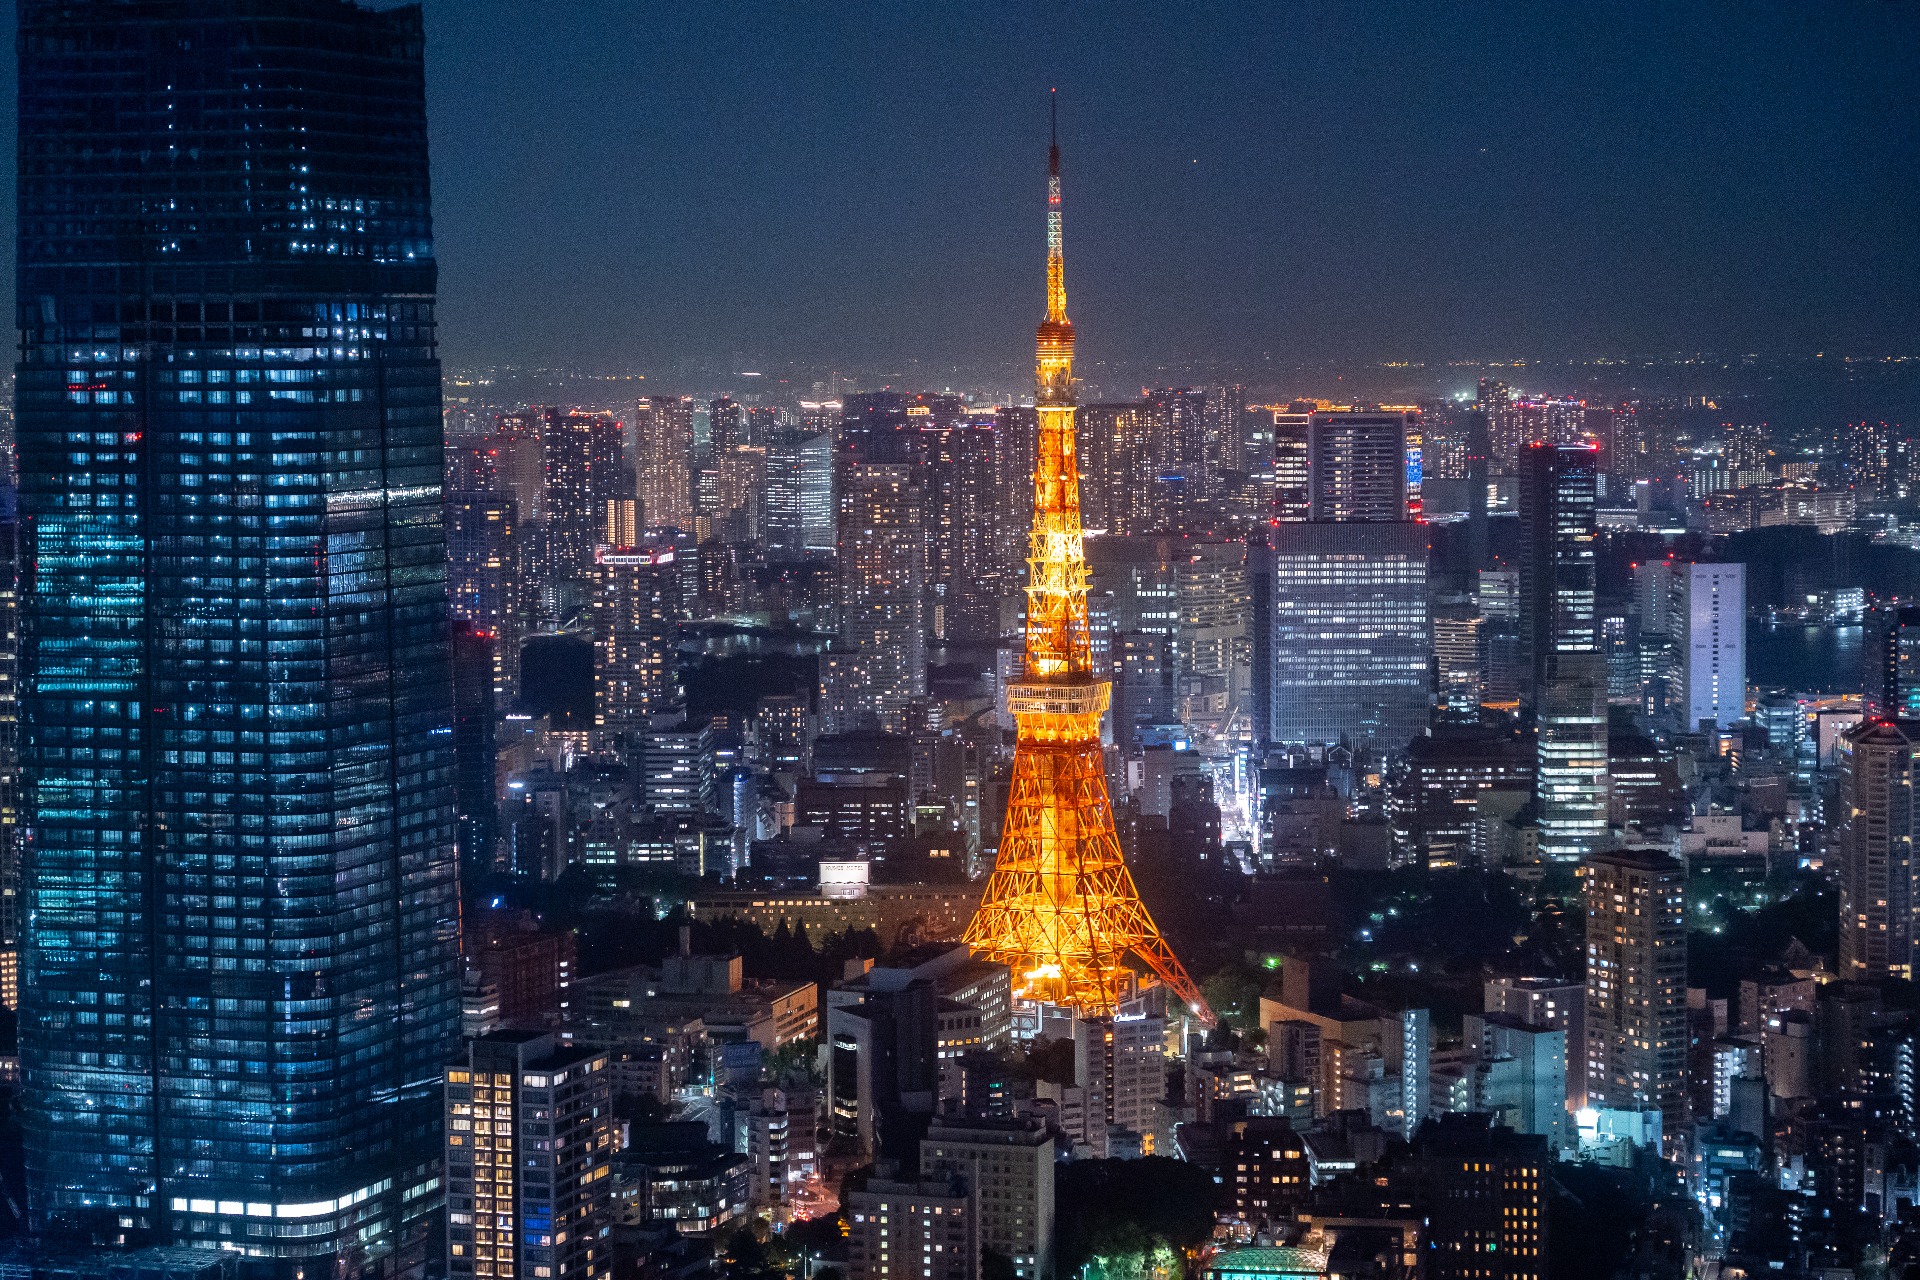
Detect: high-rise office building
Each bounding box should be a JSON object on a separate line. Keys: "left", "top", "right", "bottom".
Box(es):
{"left": 840, "top": 391, "right": 915, "bottom": 464}
{"left": 1268, "top": 521, "right": 1430, "bottom": 751}
{"left": 1670, "top": 562, "right": 1746, "bottom": 732}
{"left": 1246, "top": 530, "right": 1273, "bottom": 746}
{"left": 1085, "top": 536, "right": 1248, "bottom": 722}
{"left": 1203, "top": 384, "right": 1246, "bottom": 499}
{"left": 992, "top": 404, "right": 1039, "bottom": 570}
{"left": 544, "top": 408, "right": 628, "bottom": 581}
{"left": 1478, "top": 378, "right": 1518, "bottom": 472}
{"left": 1271, "top": 407, "right": 1313, "bottom": 523}
{"left": 828, "top": 463, "right": 926, "bottom": 734}
{"left": 828, "top": 978, "right": 941, "bottom": 1162}
{"left": 923, "top": 413, "right": 1001, "bottom": 644}
{"left": 447, "top": 491, "right": 522, "bottom": 694}
{"left": 707, "top": 395, "right": 744, "bottom": 452}
{"left": 1521, "top": 444, "right": 1605, "bottom": 859}
{"left": 1866, "top": 606, "right": 1920, "bottom": 719}
{"left": 1724, "top": 419, "right": 1771, "bottom": 477}
{"left": 1080, "top": 402, "right": 1150, "bottom": 534}
{"left": 1464, "top": 408, "right": 1491, "bottom": 571}
{"left": 765, "top": 427, "right": 835, "bottom": 554}
{"left": 1390, "top": 726, "right": 1534, "bottom": 869}
{"left": 453, "top": 621, "right": 500, "bottom": 881}
{"left": 635, "top": 395, "right": 696, "bottom": 531}
{"left": 714, "top": 442, "right": 768, "bottom": 540}
{"left": 1585, "top": 848, "right": 1688, "bottom": 1132}
{"left": 604, "top": 496, "right": 641, "bottom": 549}
{"left": 593, "top": 543, "right": 683, "bottom": 742}
{"left": 1534, "top": 659, "right": 1609, "bottom": 862}
{"left": 1632, "top": 559, "right": 1675, "bottom": 638}
{"left": 1307, "top": 411, "right": 1415, "bottom": 521}
{"left": 1836, "top": 720, "right": 1920, "bottom": 982}
{"left": 0, "top": 486, "right": 19, "bottom": 1008}
{"left": 1144, "top": 387, "right": 1207, "bottom": 522}
{"left": 1431, "top": 603, "right": 1485, "bottom": 720}
{"left": 1518, "top": 444, "right": 1599, "bottom": 695}
{"left": 445, "top": 1032, "right": 615, "bottom": 1280}
{"left": 1265, "top": 405, "right": 1429, "bottom": 751}
{"left": 496, "top": 410, "right": 547, "bottom": 522}
{"left": 17, "top": 0, "right": 460, "bottom": 1257}
{"left": 446, "top": 434, "right": 502, "bottom": 492}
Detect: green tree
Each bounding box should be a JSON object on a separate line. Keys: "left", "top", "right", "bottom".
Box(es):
{"left": 1200, "top": 961, "right": 1265, "bottom": 1035}
{"left": 1055, "top": 1158, "right": 1217, "bottom": 1279}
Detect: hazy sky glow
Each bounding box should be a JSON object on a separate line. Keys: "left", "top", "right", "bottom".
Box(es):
{"left": 8, "top": 1, "right": 1920, "bottom": 374}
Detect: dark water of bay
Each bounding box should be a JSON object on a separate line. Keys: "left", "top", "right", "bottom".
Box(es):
{"left": 1746, "top": 621, "right": 1865, "bottom": 696}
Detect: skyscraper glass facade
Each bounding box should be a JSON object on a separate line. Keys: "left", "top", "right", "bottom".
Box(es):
{"left": 1268, "top": 521, "right": 1430, "bottom": 750}
{"left": 1520, "top": 444, "right": 1605, "bottom": 860}
{"left": 17, "top": 0, "right": 459, "bottom": 1263}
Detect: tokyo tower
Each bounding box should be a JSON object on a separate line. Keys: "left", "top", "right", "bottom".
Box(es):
{"left": 964, "top": 97, "right": 1210, "bottom": 1022}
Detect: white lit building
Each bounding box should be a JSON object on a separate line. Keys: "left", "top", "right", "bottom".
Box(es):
{"left": 1671, "top": 562, "right": 1746, "bottom": 732}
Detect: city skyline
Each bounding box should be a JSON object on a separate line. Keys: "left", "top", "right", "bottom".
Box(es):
{"left": 14, "top": 3, "right": 1920, "bottom": 1277}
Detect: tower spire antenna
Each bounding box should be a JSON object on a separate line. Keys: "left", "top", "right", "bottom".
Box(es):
{"left": 1042, "top": 91, "right": 1067, "bottom": 329}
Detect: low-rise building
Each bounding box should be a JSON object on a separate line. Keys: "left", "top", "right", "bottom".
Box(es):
{"left": 614, "top": 1122, "right": 751, "bottom": 1236}
{"left": 687, "top": 884, "right": 981, "bottom": 944}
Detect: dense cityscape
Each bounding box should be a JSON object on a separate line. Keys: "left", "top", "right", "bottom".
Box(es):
{"left": 4, "top": 4, "right": 1920, "bottom": 1280}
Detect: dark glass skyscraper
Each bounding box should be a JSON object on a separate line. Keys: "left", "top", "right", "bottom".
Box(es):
{"left": 1518, "top": 443, "right": 1599, "bottom": 696}
{"left": 17, "top": 0, "right": 459, "bottom": 1265}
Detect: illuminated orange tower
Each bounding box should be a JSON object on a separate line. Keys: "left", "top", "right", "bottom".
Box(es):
{"left": 965, "top": 98, "right": 1209, "bottom": 1022}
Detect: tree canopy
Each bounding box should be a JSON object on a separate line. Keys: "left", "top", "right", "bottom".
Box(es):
{"left": 1055, "top": 1157, "right": 1218, "bottom": 1278}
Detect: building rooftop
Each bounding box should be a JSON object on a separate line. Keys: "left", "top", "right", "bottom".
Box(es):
{"left": 1205, "top": 1246, "right": 1330, "bottom": 1279}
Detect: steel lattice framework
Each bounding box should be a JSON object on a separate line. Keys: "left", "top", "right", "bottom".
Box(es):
{"left": 964, "top": 100, "right": 1211, "bottom": 1022}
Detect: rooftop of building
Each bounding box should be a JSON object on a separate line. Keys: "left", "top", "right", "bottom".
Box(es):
{"left": 1485, "top": 976, "right": 1582, "bottom": 1002}
{"left": 1205, "top": 1246, "right": 1329, "bottom": 1279}
{"left": 925, "top": 1116, "right": 1052, "bottom": 1145}
{"left": 1589, "top": 843, "right": 1684, "bottom": 871}
{"left": 0, "top": 1244, "right": 244, "bottom": 1280}
{"left": 1404, "top": 1111, "right": 1551, "bottom": 1157}
{"left": 1846, "top": 717, "right": 1920, "bottom": 746}
{"left": 573, "top": 962, "right": 815, "bottom": 1006}
{"left": 469, "top": 1029, "right": 603, "bottom": 1074}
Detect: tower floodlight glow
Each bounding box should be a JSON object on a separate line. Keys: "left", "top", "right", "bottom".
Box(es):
{"left": 963, "top": 99, "right": 1211, "bottom": 1023}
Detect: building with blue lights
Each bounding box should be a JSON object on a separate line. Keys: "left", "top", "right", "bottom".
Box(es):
{"left": 16, "top": 0, "right": 459, "bottom": 1267}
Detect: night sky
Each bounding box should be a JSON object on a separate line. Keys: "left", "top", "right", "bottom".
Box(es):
{"left": 9, "top": 1, "right": 1920, "bottom": 375}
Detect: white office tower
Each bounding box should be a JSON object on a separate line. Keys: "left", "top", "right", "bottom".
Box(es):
{"left": 1671, "top": 563, "right": 1746, "bottom": 732}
